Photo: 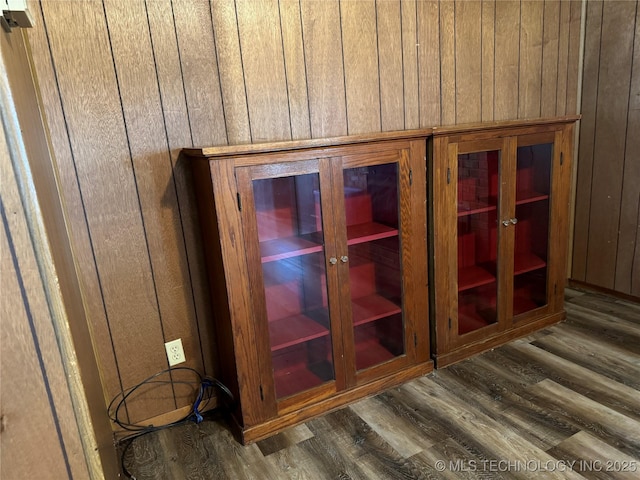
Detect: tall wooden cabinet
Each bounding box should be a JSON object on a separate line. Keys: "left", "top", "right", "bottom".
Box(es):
{"left": 184, "top": 132, "right": 433, "bottom": 443}
{"left": 429, "top": 118, "right": 577, "bottom": 367}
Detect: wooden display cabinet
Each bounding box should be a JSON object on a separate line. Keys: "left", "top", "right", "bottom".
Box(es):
{"left": 430, "top": 118, "right": 578, "bottom": 367}
{"left": 184, "top": 131, "right": 433, "bottom": 443}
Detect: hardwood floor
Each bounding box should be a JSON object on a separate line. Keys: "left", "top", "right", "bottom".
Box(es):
{"left": 122, "top": 289, "right": 640, "bottom": 479}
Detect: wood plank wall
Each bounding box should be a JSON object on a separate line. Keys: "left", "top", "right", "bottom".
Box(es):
{"left": 572, "top": 0, "right": 640, "bottom": 297}
{"left": 25, "top": 0, "right": 582, "bottom": 425}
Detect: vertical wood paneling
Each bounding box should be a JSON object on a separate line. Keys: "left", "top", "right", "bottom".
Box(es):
{"left": 401, "top": 0, "right": 419, "bottom": 129}
{"left": 616, "top": 3, "right": 640, "bottom": 295}
{"left": 556, "top": 0, "right": 571, "bottom": 115}
{"left": 236, "top": 0, "right": 291, "bottom": 142}
{"left": 494, "top": 0, "right": 520, "bottom": 120}
{"left": 340, "top": 0, "right": 381, "bottom": 134}
{"left": 172, "top": 0, "right": 227, "bottom": 147}
{"left": 299, "top": 0, "right": 347, "bottom": 138}
{"left": 585, "top": 0, "right": 636, "bottom": 289}
{"left": 103, "top": 0, "right": 203, "bottom": 407}
{"left": 210, "top": 0, "right": 251, "bottom": 144}
{"left": 519, "top": 1, "right": 544, "bottom": 118}
{"left": 279, "top": 0, "right": 311, "bottom": 140}
{"left": 26, "top": 0, "right": 122, "bottom": 408}
{"left": 456, "top": 0, "right": 482, "bottom": 124}
{"left": 417, "top": 0, "right": 441, "bottom": 127}
{"left": 145, "top": 0, "right": 217, "bottom": 378}
{"left": 481, "top": 0, "right": 495, "bottom": 122}
{"left": 376, "top": 0, "right": 404, "bottom": 131}
{"left": 23, "top": 0, "right": 585, "bottom": 428}
{"left": 439, "top": 0, "right": 455, "bottom": 126}
{"left": 572, "top": 0, "right": 603, "bottom": 282}
{"left": 40, "top": 0, "right": 173, "bottom": 421}
{"left": 541, "top": 0, "right": 561, "bottom": 117}
{"left": 566, "top": 0, "right": 583, "bottom": 115}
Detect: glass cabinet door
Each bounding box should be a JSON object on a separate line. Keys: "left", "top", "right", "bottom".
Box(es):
{"left": 512, "top": 142, "right": 552, "bottom": 316}
{"left": 342, "top": 163, "right": 405, "bottom": 371}
{"left": 251, "top": 172, "right": 334, "bottom": 399}
{"left": 456, "top": 150, "right": 500, "bottom": 335}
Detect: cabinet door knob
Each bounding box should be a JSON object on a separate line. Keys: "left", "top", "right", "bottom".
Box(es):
{"left": 510, "top": 218, "right": 518, "bottom": 225}
{"left": 340, "top": 255, "right": 349, "bottom": 263}
{"left": 329, "top": 257, "right": 338, "bottom": 265}
{"left": 502, "top": 220, "right": 510, "bottom": 227}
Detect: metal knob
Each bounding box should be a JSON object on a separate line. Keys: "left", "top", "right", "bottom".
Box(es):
{"left": 329, "top": 257, "right": 338, "bottom": 265}
{"left": 340, "top": 255, "right": 349, "bottom": 263}
{"left": 502, "top": 220, "right": 510, "bottom": 227}
{"left": 510, "top": 218, "right": 518, "bottom": 225}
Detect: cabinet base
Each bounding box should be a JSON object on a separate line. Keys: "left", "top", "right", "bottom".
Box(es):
{"left": 229, "top": 361, "right": 434, "bottom": 444}
{"left": 433, "top": 310, "right": 566, "bottom": 368}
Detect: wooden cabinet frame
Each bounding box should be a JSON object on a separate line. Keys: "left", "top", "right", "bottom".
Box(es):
{"left": 185, "top": 131, "right": 433, "bottom": 443}
{"left": 430, "top": 118, "right": 577, "bottom": 367}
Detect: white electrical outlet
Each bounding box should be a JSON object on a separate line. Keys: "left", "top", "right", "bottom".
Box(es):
{"left": 164, "top": 338, "right": 186, "bottom": 366}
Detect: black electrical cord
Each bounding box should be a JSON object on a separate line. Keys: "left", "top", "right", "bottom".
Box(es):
{"left": 109, "top": 367, "right": 234, "bottom": 479}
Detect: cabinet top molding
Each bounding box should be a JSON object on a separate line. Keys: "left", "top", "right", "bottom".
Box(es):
{"left": 182, "top": 128, "right": 433, "bottom": 159}
{"left": 432, "top": 116, "right": 580, "bottom": 137}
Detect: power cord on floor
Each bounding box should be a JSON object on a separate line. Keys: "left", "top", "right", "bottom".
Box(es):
{"left": 108, "top": 367, "right": 234, "bottom": 479}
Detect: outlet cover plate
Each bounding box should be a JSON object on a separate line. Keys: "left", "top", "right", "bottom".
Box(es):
{"left": 165, "top": 338, "right": 186, "bottom": 366}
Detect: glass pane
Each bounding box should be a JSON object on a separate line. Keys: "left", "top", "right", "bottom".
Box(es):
{"left": 343, "top": 163, "right": 404, "bottom": 371}
{"left": 457, "top": 151, "right": 499, "bottom": 334}
{"left": 513, "top": 143, "right": 552, "bottom": 315}
{"left": 252, "top": 174, "right": 334, "bottom": 399}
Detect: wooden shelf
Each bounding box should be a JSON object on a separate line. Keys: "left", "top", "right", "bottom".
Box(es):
{"left": 355, "top": 338, "right": 396, "bottom": 371}
{"left": 458, "top": 264, "right": 496, "bottom": 291}
{"left": 347, "top": 222, "right": 398, "bottom": 245}
{"left": 516, "top": 190, "right": 549, "bottom": 205}
{"left": 351, "top": 294, "right": 402, "bottom": 327}
{"left": 268, "top": 310, "right": 330, "bottom": 352}
{"left": 514, "top": 252, "right": 546, "bottom": 275}
{"left": 457, "top": 198, "right": 498, "bottom": 217}
{"left": 260, "top": 234, "right": 323, "bottom": 263}
{"left": 273, "top": 364, "right": 325, "bottom": 399}
{"left": 458, "top": 303, "right": 496, "bottom": 335}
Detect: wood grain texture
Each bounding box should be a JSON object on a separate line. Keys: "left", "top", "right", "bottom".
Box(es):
{"left": 1, "top": 35, "right": 95, "bottom": 479}
{"left": 210, "top": 0, "right": 251, "bottom": 144}
{"left": 123, "top": 289, "right": 640, "bottom": 480}
{"left": 518, "top": 0, "right": 544, "bottom": 118}
{"left": 145, "top": 0, "right": 217, "bottom": 378}
{"left": 571, "top": 0, "right": 603, "bottom": 282}
{"left": 565, "top": 0, "right": 583, "bottom": 116}
{"left": 172, "top": 0, "right": 227, "bottom": 147}
{"left": 585, "top": 0, "right": 637, "bottom": 289}
{"left": 417, "top": 0, "right": 441, "bottom": 127}
{"left": 439, "top": 0, "right": 455, "bottom": 126}
{"left": 401, "top": 0, "right": 419, "bottom": 129}
{"left": 615, "top": 3, "right": 640, "bottom": 295}
{"left": 40, "top": 0, "right": 173, "bottom": 421}
{"left": 340, "top": 0, "right": 381, "bottom": 134}
{"left": 23, "top": 0, "right": 585, "bottom": 430}
{"left": 26, "top": 0, "right": 122, "bottom": 414}
{"left": 0, "top": 178, "right": 88, "bottom": 480}
{"left": 299, "top": 0, "right": 348, "bottom": 138}
{"left": 104, "top": 0, "right": 201, "bottom": 408}
{"left": 494, "top": 0, "right": 521, "bottom": 121}
{"left": 236, "top": 0, "right": 291, "bottom": 142}
{"left": 376, "top": 0, "right": 404, "bottom": 132}
{"left": 481, "top": 0, "right": 495, "bottom": 122}
{"left": 455, "top": 0, "right": 482, "bottom": 125}
{"left": 278, "top": 0, "right": 311, "bottom": 140}
{"left": 556, "top": 0, "right": 571, "bottom": 116}
{"left": 541, "top": 0, "right": 561, "bottom": 117}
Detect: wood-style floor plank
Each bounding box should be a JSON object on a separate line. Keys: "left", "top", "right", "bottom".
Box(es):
{"left": 122, "top": 290, "right": 639, "bottom": 479}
